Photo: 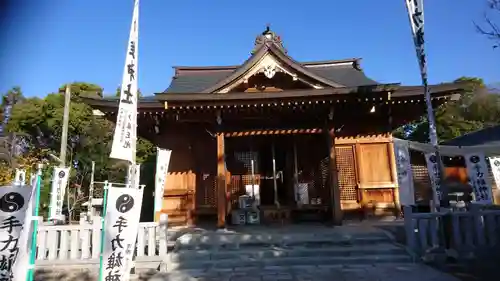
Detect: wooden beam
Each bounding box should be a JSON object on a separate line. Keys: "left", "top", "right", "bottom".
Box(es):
{"left": 388, "top": 141, "right": 402, "bottom": 216}
{"left": 216, "top": 132, "right": 227, "bottom": 228}
{"left": 325, "top": 119, "right": 342, "bottom": 225}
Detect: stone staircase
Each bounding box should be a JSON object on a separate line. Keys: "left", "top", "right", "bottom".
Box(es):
{"left": 165, "top": 226, "right": 414, "bottom": 273}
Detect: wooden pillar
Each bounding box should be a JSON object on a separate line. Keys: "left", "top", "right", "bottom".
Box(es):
{"left": 388, "top": 141, "right": 402, "bottom": 216}
{"left": 216, "top": 111, "right": 227, "bottom": 228}
{"left": 325, "top": 108, "right": 342, "bottom": 225}
{"left": 387, "top": 91, "right": 402, "bottom": 217}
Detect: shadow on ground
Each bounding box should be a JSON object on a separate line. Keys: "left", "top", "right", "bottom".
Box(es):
{"left": 372, "top": 221, "right": 500, "bottom": 281}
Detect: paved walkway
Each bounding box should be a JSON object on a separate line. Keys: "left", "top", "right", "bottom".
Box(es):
{"left": 152, "top": 263, "right": 459, "bottom": 281}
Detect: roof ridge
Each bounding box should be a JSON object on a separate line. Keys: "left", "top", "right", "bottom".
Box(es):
{"left": 173, "top": 58, "right": 361, "bottom": 71}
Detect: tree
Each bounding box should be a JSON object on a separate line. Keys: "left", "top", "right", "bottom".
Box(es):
{"left": 5, "top": 82, "right": 155, "bottom": 217}
{"left": 475, "top": 0, "right": 500, "bottom": 48}
{"left": 0, "top": 87, "right": 25, "bottom": 168}
{"left": 58, "top": 82, "right": 103, "bottom": 99}
{"left": 397, "top": 77, "right": 500, "bottom": 142}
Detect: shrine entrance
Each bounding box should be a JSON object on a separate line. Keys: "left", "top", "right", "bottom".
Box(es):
{"left": 225, "top": 135, "right": 292, "bottom": 208}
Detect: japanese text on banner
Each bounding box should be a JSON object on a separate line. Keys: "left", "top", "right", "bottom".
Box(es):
{"left": 0, "top": 187, "right": 33, "bottom": 281}
{"left": 466, "top": 153, "right": 493, "bottom": 204}
{"left": 154, "top": 148, "right": 171, "bottom": 214}
{"left": 49, "top": 167, "right": 70, "bottom": 220}
{"left": 100, "top": 187, "right": 143, "bottom": 281}
{"left": 110, "top": 0, "right": 139, "bottom": 162}
{"left": 393, "top": 140, "right": 415, "bottom": 206}
{"left": 425, "top": 153, "right": 441, "bottom": 206}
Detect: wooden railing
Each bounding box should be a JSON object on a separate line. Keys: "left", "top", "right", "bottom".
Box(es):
{"left": 403, "top": 205, "right": 500, "bottom": 257}
{"left": 34, "top": 220, "right": 168, "bottom": 268}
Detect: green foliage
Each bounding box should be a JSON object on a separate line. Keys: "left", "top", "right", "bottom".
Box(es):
{"left": 396, "top": 76, "right": 500, "bottom": 142}
{"left": 59, "top": 82, "right": 103, "bottom": 98}
{"left": 4, "top": 82, "right": 155, "bottom": 217}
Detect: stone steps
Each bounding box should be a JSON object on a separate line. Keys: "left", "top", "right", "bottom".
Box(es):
{"left": 173, "top": 232, "right": 392, "bottom": 250}
{"left": 165, "top": 230, "right": 414, "bottom": 273}
{"left": 170, "top": 243, "right": 407, "bottom": 262}
{"left": 167, "top": 254, "right": 413, "bottom": 271}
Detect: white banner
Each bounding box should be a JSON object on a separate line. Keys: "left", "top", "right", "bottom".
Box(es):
{"left": 154, "top": 148, "right": 171, "bottom": 214}
{"left": 466, "top": 153, "right": 494, "bottom": 204}
{"left": 49, "top": 167, "right": 70, "bottom": 220}
{"left": 489, "top": 156, "right": 500, "bottom": 192}
{"left": 405, "top": 0, "right": 439, "bottom": 146}
{"left": 110, "top": 0, "right": 140, "bottom": 162}
{"left": 13, "top": 169, "right": 26, "bottom": 186}
{"left": 425, "top": 153, "right": 441, "bottom": 208}
{"left": 12, "top": 176, "right": 38, "bottom": 281}
{"left": 127, "top": 164, "right": 141, "bottom": 188}
{"left": 394, "top": 139, "right": 415, "bottom": 205}
{"left": 100, "top": 187, "right": 144, "bottom": 281}
{"left": 0, "top": 186, "right": 34, "bottom": 281}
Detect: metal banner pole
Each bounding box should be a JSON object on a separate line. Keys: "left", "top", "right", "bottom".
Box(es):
{"left": 27, "top": 164, "right": 43, "bottom": 281}
{"left": 98, "top": 181, "right": 110, "bottom": 281}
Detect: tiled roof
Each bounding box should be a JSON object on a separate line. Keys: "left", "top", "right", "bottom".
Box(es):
{"left": 307, "top": 65, "right": 377, "bottom": 87}
{"left": 165, "top": 70, "right": 233, "bottom": 93}
{"left": 164, "top": 63, "right": 377, "bottom": 93}
{"left": 443, "top": 125, "right": 500, "bottom": 146}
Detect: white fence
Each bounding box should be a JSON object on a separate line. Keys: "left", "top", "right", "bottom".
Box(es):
{"left": 35, "top": 220, "right": 168, "bottom": 269}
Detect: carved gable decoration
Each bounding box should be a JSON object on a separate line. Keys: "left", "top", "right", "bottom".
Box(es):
{"left": 220, "top": 54, "right": 321, "bottom": 93}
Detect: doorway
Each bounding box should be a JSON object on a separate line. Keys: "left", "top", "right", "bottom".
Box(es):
{"left": 225, "top": 135, "right": 292, "bottom": 207}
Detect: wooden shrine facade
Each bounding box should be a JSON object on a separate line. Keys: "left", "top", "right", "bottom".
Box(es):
{"left": 84, "top": 27, "right": 464, "bottom": 227}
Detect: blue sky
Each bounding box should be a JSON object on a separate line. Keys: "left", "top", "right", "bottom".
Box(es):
{"left": 0, "top": 0, "right": 498, "bottom": 97}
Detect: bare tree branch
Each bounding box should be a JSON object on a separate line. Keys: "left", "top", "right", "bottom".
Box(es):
{"left": 475, "top": 0, "right": 500, "bottom": 48}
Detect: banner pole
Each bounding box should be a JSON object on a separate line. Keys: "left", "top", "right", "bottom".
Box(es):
{"left": 98, "top": 181, "right": 110, "bottom": 281}
{"left": 27, "top": 164, "right": 43, "bottom": 281}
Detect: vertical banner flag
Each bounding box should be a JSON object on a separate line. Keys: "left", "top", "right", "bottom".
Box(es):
{"left": 489, "top": 156, "right": 500, "bottom": 196}
{"left": 100, "top": 187, "right": 144, "bottom": 281}
{"left": 393, "top": 139, "right": 415, "bottom": 206}
{"left": 0, "top": 186, "right": 33, "bottom": 281}
{"left": 110, "top": 0, "right": 139, "bottom": 162}
{"left": 12, "top": 176, "right": 39, "bottom": 281}
{"left": 405, "top": 0, "right": 439, "bottom": 146}
{"left": 425, "top": 153, "right": 441, "bottom": 208}
{"left": 127, "top": 163, "right": 141, "bottom": 188}
{"left": 49, "top": 167, "right": 70, "bottom": 220}
{"left": 466, "top": 153, "right": 493, "bottom": 204}
{"left": 154, "top": 148, "right": 171, "bottom": 215}
{"left": 13, "top": 169, "right": 26, "bottom": 186}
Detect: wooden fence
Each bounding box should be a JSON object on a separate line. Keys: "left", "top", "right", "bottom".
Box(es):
{"left": 403, "top": 205, "right": 500, "bottom": 257}
{"left": 34, "top": 220, "right": 168, "bottom": 269}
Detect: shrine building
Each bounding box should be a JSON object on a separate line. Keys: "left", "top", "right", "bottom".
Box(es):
{"left": 84, "top": 27, "right": 465, "bottom": 227}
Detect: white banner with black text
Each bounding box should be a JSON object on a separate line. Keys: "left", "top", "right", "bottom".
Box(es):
{"left": 425, "top": 153, "right": 441, "bottom": 208}
{"left": 0, "top": 185, "right": 34, "bottom": 281}
{"left": 154, "top": 148, "right": 171, "bottom": 215}
{"left": 100, "top": 187, "right": 144, "bottom": 281}
{"left": 48, "top": 167, "right": 70, "bottom": 220}
{"left": 488, "top": 156, "right": 500, "bottom": 200}
{"left": 110, "top": 0, "right": 140, "bottom": 162}
{"left": 465, "top": 153, "right": 493, "bottom": 204}
{"left": 394, "top": 139, "right": 415, "bottom": 205}
{"left": 12, "top": 176, "right": 39, "bottom": 281}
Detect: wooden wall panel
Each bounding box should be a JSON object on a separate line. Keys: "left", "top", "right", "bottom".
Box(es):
{"left": 164, "top": 171, "right": 196, "bottom": 193}
{"left": 335, "top": 145, "right": 359, "bottom": 202}
{"left": 356, "top": 143, "right": 395, "bottom": 188}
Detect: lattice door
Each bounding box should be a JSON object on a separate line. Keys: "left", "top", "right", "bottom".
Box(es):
{"left": 335, "top": 145, "right": 359, "bottom": 201}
